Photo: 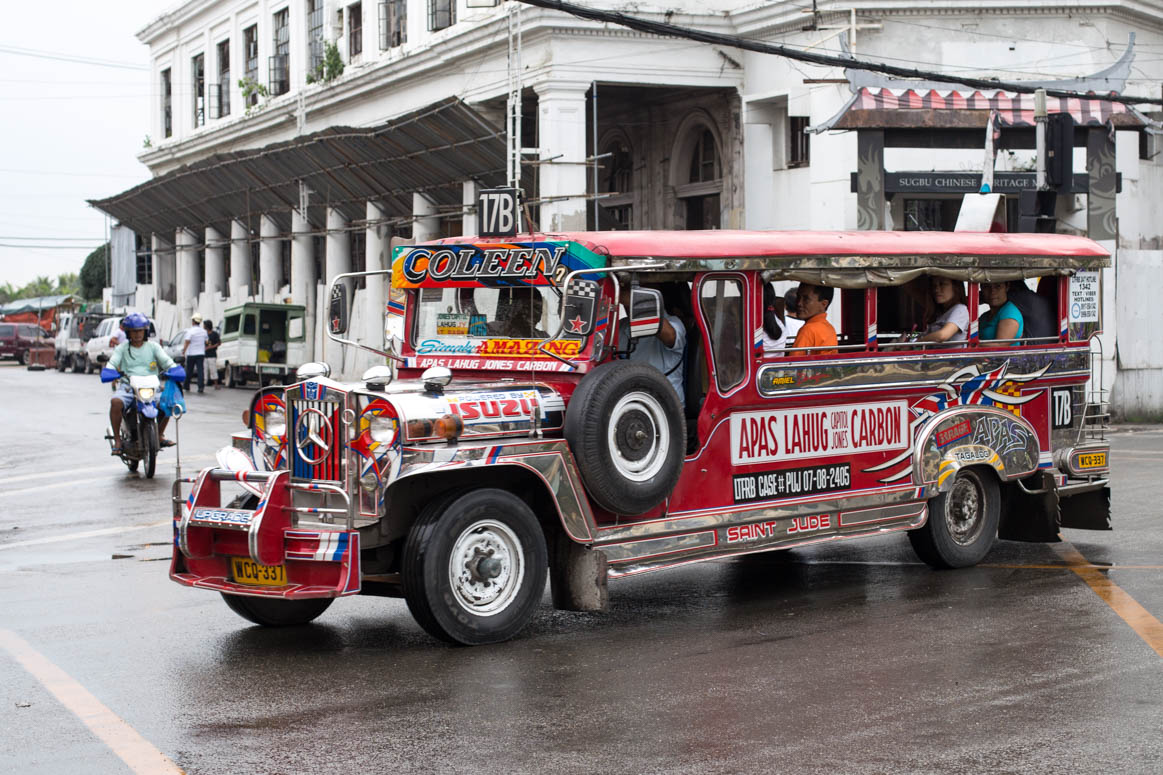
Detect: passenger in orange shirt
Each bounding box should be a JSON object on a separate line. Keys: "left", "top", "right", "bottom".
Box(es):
{"left": 791, "top": 283, "right": 838, "bottom": 355}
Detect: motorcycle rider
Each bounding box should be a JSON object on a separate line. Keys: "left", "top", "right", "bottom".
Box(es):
{"left": 108, "top": 312, "right": 176, "bottom": 455}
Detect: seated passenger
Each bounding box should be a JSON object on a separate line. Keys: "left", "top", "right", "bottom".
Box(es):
{"left": 790, "top": 283, "right": 837, "bottom": 355}
{"left": 979, "top": 282, "right": 1024, "bottom": 342}
{"left": 918, "top": 277, "right": 968, "bottom": 346}
{"left": 760, "top": 283, "right": 788, "bottom": 353}
{"left": 1006, "top": 280, "right": 1054, "bottom": 340}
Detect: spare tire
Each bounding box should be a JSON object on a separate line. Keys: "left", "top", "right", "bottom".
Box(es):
{"left": 564, "top": 361, "right": 685, "bottom": 515}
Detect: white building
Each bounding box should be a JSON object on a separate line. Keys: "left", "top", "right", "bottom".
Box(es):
{"left": 93, "top": 0, "right": 1163, "bottom": 416}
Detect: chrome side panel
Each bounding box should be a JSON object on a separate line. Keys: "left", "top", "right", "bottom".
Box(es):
{"left": 758, "top": 347, "right": 1088, "bottom": 398}
{"left": 601, "top": 501, "right": 927, "bottom": 577}
{"left": 393, "top": 438, "right": 595, "bottom": 542}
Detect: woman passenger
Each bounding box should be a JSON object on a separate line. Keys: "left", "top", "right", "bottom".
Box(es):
{"left": 978, "top": 281, "right": 1024, "bottom": 342}
{"left": 917, "top": 276, "right": 968, "bottom": 345}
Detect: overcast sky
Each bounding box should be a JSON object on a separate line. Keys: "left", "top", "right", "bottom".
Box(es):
{"left": 0, "top": 1, "right": 162, "bottom": 290}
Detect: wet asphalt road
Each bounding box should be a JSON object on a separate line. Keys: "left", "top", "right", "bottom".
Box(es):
{"left": 0, "top": 362, "right": 1160, "bottom": 774}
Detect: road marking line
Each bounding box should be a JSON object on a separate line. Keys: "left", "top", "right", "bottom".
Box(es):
{"left": 1052, "top": 541, "right": 1163, "bottom": 659}
{"left": 1, "top": 476, "right": 115, "bottom": 498}
{"left": 0, "top": 455, "right": 216, "bottom": 487}
{"left": 0, "top": 629, "right": 184, "bottom": 775}
{"left": 982, "top": 563, "right": 1163, "bottom": 571}
{"left": 0, "top": 522, "right": 169, "bottom": 551}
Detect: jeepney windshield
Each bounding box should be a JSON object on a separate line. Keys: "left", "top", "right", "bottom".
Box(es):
{"left": 413, "top": 286, "right": 562, "bottom": 342}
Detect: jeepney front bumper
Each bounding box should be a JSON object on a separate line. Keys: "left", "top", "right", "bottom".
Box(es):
{"left": 169, "top": 468, "right": 361, "bottom": 599}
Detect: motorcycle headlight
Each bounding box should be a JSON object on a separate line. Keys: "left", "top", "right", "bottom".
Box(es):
{"left": 264, "top": 409, "right": 286, "bottom": 437}
{"left": 136, "top": 387, "right": 156, "bottom": 400}
{"left": 369, "top": 414, "right": 398, "bottom": 445}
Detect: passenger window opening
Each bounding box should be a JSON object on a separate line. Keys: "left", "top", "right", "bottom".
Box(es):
{"left": 698, "top": 276, "right": 746, "bottom": 393}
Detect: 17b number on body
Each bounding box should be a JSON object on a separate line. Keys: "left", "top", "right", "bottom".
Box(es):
{"left": 478, "top": 188, "right": 520, "bottom": 236}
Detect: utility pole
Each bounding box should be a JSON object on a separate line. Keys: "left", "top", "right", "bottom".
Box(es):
{"left": 506, "top": 3, "right": 523, "bottom": 188}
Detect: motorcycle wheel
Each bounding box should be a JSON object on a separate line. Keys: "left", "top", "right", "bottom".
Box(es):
{"left": 143, "top": 419, "right": 159, "bottom": 479}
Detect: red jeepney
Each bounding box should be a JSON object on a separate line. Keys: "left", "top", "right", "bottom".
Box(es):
{"left": 171, "top": 230, "right": 1112, "bottom": 644}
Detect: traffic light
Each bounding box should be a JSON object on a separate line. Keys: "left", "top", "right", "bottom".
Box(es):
{"left": 1045, "top": 112, "right": 1074, "bottom": 189}
{"left": 1018, "top": 190, "right": 1057, "bottom": 233}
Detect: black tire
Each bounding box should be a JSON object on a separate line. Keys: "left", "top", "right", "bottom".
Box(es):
{"left": 56, "top": 353, "right": 67, "bottom": 372}
{"left": 224, "top": 364, "right": 236, "bottom": 388}
{"left": 17, "top": 350, "right": 27, "bottom": 366}
{"left": 72, "top": 354, "right": 85, "bottom": 374}
{"left": 85, "top": 357, "right": 95, "bottom": 375}
{"left": 563, "top": 361, "right": 685, "bottom": 515}
{"left": 403, "top": 489, "right": 548, "bottom": 646}
{"left": 909, "top": 467, "right": 1000, "bottom": 569}
{"left": 221, "top": 593, "right": 333, "bottom": 626}
{"left": 143, "top": 419, "right": 159, "bottom": 479}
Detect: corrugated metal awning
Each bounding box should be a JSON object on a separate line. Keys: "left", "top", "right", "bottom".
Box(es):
{"left": 90, "top": 97, "right": 515, "bottom": 239}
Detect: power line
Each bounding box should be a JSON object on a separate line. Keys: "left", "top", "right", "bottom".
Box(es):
{"left": 0, "top": 243, "right": 100, "bottom": 249}
{"left": 516, "top": 0, "right": 1163, "bottom": 106}
{"left": 0, "top": 236, "right": 103, "bottom": 241}
{"left": 0, "top": 44, "right": 149, "bottom": 71}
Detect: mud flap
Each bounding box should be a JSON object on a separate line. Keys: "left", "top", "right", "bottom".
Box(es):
{"left": 549, "top": 535, "right": 609, "bottom": 612}
{"left": 1059, "top": 486, "right": 1112, "bottom": 531}
{"left": 999, "top": 471, "right": 1061, "bottom": 543}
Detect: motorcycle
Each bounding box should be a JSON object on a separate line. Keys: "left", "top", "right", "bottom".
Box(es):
{"left": 101, "top": 365, "right": 186, "bottom": 478}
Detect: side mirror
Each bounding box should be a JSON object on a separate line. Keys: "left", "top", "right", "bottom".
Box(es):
{"left": 328, "top": 283, "right": 349, "bottom": 335}
{"left": 628, "top": 287, "right": 663, "bottom": 339}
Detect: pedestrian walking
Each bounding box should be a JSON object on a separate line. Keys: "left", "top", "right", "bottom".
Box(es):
{"left": 203, "top": 319, "right": 221, "bottom": 388}
{"left": 182, "top": 313, "right": 208, "bottom": 393}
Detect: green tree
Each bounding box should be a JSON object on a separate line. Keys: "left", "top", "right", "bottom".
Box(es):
{"left": 20, "top": 276, "right": 54, "bottom": 297}
{"left": 80, "top": 243, "right": 109, "bottom": 301}
{"left": 56, "top": 272, "right": 80, "bottom": 296}
{"left": 0, "top": 282, "right": 16, "bottom": 305}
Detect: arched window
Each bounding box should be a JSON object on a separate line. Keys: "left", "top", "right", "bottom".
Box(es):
{"left": 673, "top": 118, "right": 723, "bottom": 230}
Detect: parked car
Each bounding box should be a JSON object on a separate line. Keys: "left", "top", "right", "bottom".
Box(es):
{"left": 164, "top": 331, "right": 189, "bottom": 364}
{"left": 54, "top": 311, "right": 111, "bottom": 373}
{"left": 0, "top": 322, "right": 52, "bottom": 365}
{"left": 84, "top": 313, "right": 159, "bottom": 373}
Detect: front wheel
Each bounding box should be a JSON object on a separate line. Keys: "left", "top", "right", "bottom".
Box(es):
{"left": 909, "top": 467, "right": 1000, "bottom": 569}
{"left": 142, "top": 419, "right": 159, "bottom": 479}
{"left": 221, "top": 594, "right": 333, "bottom": 626}
{"left": 403, "top": 489, "right": 548, "bottom": 645}
{"left": 17, "top": 350, "right": 27, "bottom": 366}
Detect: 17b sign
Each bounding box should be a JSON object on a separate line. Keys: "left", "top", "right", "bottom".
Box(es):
{"left": 478, "top": 188, "right": 520, "bottom": 237}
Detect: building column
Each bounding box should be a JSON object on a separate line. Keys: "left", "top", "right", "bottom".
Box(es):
{"left": 462, "top": 180, "right": 479, "bottom": 236}
{"left": 856, "top": 130, "right": 886, "bottom": 230}
{"left": 366, "top": 201, "right": 389, "bottom": 351}
{"left": 413, "top": 193, "right": 439, "bottom": 242}
{"left": 324, "top": 207, "right": 351, "bottom": 366}
{"left": 204, "top": 226, "right": 226, "bottom": 298}
{"left": 1087, "top": 127, "right": 1118, "bottom": 398}
{"left": 258, "top": 215, "right": 281, "bottom": 303}
{"left": 291, "top": 208, "right": 316, "bottom": 360}
{"left": 534, "top": 80, "right": 590, "bottom": 232}
{"left": 151, "top": 234, "right": 175, "bottom": 304}
{"left": 230, "top": 219, "right": 250, "bottom": 298}
{"left": 175, "top": 227, "right": 200, "bottom": 320}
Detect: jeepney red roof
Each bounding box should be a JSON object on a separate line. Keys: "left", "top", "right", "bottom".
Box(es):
{"left": 436, "top": 230, "right": 1108, "bottom": 260}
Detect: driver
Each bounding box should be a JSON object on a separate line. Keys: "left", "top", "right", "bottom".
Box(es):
{"left": 108, "top": 313, "right": 177, "bottom": 455}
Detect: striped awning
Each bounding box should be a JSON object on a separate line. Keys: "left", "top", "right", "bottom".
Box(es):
{"left": 811, "top": 86, "right": 1150, "bottom": 134}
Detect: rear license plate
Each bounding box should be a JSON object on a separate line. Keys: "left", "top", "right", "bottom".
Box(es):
{"left": 231, "top": 557, "right": 287, "bottom": 586}
{"left": 1077, "top": 452, "right": 1108, "bottom": 469}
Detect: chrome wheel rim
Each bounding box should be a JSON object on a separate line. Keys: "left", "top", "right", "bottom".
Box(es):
{"left": 946, "top": 472, "right": 985, "bottom": 546}
{"left": 607, "top": 391, "right": 670, "bottom": 482}
{"left": 448, "top": 519, "right": 525, "bottom": 616}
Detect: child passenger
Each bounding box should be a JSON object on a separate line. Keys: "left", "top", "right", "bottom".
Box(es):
{"left": 918, "top": 276, "right": 969, "bottom": 345}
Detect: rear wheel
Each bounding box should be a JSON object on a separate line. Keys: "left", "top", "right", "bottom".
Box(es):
{"left": 909, "top": 468, "right": 1000, "bottom": 569}
{"left": 221, "top": 594, "right": 333, "bottom": 626}
{"left": 403, "top": 489, "right": 547, "bottom": 645}
{"left": 17, "top": 350, "right": 27, "bottom": 366}
{"left": 224, "top": 365, "right": 237, "bottom": 388}
{"left": 143, "top": 419, "right": 159, "bottom": 479}
{"left": 56, "top": 352, "right": 67, "bottom": 372}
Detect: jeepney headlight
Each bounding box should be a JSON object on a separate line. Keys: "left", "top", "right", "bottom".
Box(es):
{"left": 136, "top": 387, "right": 156, "bottom": 401}
{"left": 360, "top": 471, "right": 379, "bottom": 491}
{"left": 264, "top": 409, "right": 286, "bottom": 437}
{"left": 369, "top": 414, "right": 398, "bottom": 444}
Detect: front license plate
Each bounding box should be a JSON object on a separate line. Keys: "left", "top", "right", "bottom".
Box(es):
{"left": 231, "top": 557, "right": 287, "bottom": 586}
{"left": 1077, "top": 452, "right": 1108, "bottom": 469}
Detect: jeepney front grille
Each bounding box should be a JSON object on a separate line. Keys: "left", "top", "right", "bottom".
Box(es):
{"left": 289, "top": 398, "right": 345, "bottom": 482}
